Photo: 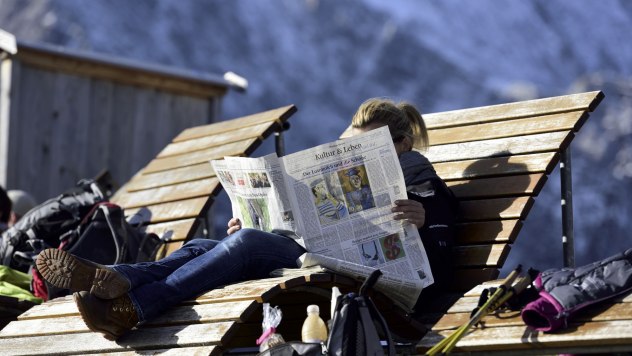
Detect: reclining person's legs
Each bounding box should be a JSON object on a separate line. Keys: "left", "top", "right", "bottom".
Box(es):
{"left": 71, "top": 228, "right": 305, "bottom": 340}
{"left": 111, "top": 238, "right": 220, "bottom": 287}
{"left": 125, "top": 228, "right": 305, "bottom": 323}
{"left": 36, "top": 238, "right": 220, "bottom": 299}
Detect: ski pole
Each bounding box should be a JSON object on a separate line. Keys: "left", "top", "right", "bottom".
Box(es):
{"left": 487, "top": 274, "right": 533, "bottom": 313}
{"left": 425, "top": 265, "right": 522, "bottom": 355}
{"left": 440, "top": 267, "right": 522, "bottom": 354}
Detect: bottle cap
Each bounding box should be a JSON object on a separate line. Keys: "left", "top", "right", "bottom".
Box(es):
{"left": 307, "top": 304, "right": 319, "bottom": 314}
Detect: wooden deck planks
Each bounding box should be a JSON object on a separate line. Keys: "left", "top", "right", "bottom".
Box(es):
{"left": 98, "top": 346, "right": 218, "bottom": 356}
{"left": 419, "top": 319, "right": 632, "bottom": 355}
{"left": 0, "top": 323, "right": 232, "bottom": 356}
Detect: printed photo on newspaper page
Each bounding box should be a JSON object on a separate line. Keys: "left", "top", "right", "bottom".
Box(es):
{"left": 280, "top": 126, "right": 433, "bottom": 310}
{"left": 211, "top": 153, "right": 296, "bottom": 234}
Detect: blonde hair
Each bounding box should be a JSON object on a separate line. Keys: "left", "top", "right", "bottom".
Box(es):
{"left": 351, "top": 98, "right": 429, "bottom": 151}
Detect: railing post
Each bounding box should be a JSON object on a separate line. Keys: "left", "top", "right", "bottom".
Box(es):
{"left": 275, "top": 122, "right": 290, "bottom": 157}
{"left": 560, "top": 148, "right": 575, "bottom": 268}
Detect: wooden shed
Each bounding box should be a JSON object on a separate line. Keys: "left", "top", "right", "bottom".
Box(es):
{"left": 0, "top": 29, "right": 233, "bottom": 203}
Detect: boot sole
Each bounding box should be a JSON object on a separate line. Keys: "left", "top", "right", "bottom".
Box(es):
{"left": 36, "top": 249, "right": 129, "bottom": 299}
{"left": 73, "top": 293, "right": 118, "bottom": 341}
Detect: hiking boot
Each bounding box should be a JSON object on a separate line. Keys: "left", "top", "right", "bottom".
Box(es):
{"left": 74, "top": 291, "right": 139, "bottom": 340}
{"left": 36, "top": 248, "right": 130, "bottom": 299}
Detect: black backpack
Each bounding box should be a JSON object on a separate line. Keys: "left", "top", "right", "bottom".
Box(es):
{"left": 61, "top": 202, "right": 162, "bottom": 265}
{"left": 327, "top": 269, "right": 395, "bottom": 356}
{"left": 1, "top": 175, "right": 164, "bottom": 274}
{"left": 39, "top": 202, "right": 163, "bottom": 300}
{"left": 0, "top": 178, "right": 111, "bottom": 272}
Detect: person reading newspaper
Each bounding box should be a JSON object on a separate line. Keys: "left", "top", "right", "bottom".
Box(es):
{"left": 35, "top": 98, "right": 457, "bottom": 341}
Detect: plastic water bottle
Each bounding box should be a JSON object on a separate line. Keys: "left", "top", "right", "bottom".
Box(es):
{"left": 301, "top": 304, "right": 328, "bottom": 343}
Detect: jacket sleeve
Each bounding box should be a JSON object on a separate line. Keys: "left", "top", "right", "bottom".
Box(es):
{"left": 407, "top": 177, "right": 458, "bottom": 308}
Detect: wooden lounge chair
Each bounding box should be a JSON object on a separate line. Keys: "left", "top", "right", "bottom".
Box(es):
{"left": 1, "top": 91, "right": 620, "bottom": 356}
{"left": 412, "top": 90, "right": 632, "bottom": 355}
{"left": 0, "top": 104, "right": 296, "bottom": 355}
{"left": 110, "top": 104, "right": 296, "bottom": 256}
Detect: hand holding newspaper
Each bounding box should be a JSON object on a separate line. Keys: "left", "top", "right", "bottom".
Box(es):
{"left": 210, "top": 126, "right": 433, "bottom": 311}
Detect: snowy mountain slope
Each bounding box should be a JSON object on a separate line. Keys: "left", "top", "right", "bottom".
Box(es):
{"left": 1, "top": 0, "right": 630, "bottom": 274}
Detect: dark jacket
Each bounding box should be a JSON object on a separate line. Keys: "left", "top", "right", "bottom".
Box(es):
{"left": 522, "top": 247, "right": 632, "bottom": 332}
{"left": 400, "top": 151, "right": 458, "bottom": 310}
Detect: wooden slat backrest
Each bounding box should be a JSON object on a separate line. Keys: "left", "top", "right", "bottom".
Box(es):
{"left": 341, "top": 91, "right": 604, "bottom": 292}
{"left": 110, "top": 104, "right": 296, "bottom": 255}
{"left": 341, "top": 92, "right": 607, "bottom": 344}
{"left": 426, "top": 91, "right": 603, "bottom": 291}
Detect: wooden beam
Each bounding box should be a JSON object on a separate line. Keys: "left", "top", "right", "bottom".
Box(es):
{"left": 454, "top": 244, "right": 511, "bottom": 268}
{"left": 142, "top": 138, "right": 259, "bottom": 174}
{"left": 428, "top": 111, "right": 587, "bottom": 145}
{"left": 123, "top": 163, "right": 216, "bottom": 192}
{"left": 157, "top": 121, "right": 278, "bottom": 158}
{"left": 124, "top": 196, "right": 210, "bottom": 224}
{"left": 448, "top": 173, "right": 547, "bottom": 199}
{"left": 15, "top": 42, "right": 228, "bottom": 98}
{"left": 113, "top": 177, "right": 221, "bottom": 209}
{"left": 459, "top": 196, "right": 534, "bottom": 222}
{"left": 423, "top": 91, "right": 603, "bottom": 129}
{"left": 143, "top": 218, "right": 197, "bottom": 242}
{"left": 425, "top": 131, "right": 573, "bottom": 163}
{"left": 455, "top": 219, "right": 523, "bottom": 245}
{"left": 173, "top": 105, "right": 296, "bottom": 142}
{"left": 434, "top": 152, "right": 559, "bottom": 181}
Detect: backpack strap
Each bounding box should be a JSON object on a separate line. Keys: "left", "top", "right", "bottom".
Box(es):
{"left": 356, "top": 297, "right": 384, "bottom": 354}
{"left": 358, "top": 269, "right": 396, "bottom": 356}
{"left": 96, "top": 204, "right": 126, "bottom": 264}
{"left": 363, "top": 296, "right": 396, "bottom": 356}
{"left": 359, "top": 269, "right": 382, "bottom": 296}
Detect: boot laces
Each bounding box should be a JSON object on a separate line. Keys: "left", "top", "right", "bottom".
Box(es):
{"left": 111, "top": 296, "right": 137, "bottom": 324}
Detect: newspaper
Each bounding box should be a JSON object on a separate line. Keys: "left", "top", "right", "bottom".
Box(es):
{"left": 210, "top": 126, "right": 433, "bottom": 311}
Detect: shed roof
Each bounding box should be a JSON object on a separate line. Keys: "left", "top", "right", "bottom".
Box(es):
{"left": 0, "top": 28, "right": 240, "bottom": 98}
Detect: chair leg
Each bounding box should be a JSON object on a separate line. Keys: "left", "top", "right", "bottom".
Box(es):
{"left": 560, "top": 148, "right": 575, "bottom": 268}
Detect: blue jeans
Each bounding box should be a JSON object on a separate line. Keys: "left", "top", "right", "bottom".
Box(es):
{"left": 111, "top": 228, "right": 306, "bottom": 322}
